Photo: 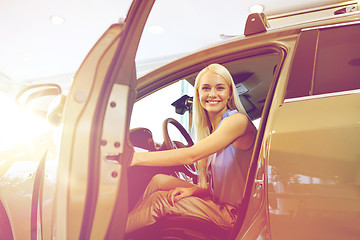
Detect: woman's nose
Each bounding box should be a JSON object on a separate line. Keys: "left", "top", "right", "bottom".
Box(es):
{"left": 209, "top": 88, "right": 216, "bottom": 97}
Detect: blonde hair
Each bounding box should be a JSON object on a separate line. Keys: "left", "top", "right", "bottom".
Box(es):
{"left": 192, "top": 63, "right": 246, "bottom": 188}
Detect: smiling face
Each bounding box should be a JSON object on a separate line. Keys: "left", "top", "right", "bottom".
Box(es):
{"left": 197, "top": 71, "right": 231, "bottom": 116}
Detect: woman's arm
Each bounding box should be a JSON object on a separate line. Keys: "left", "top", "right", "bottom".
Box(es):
{"left": 131, "top": 113, "right": 249, "bottom": 166}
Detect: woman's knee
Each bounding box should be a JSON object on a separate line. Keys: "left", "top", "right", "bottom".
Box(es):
{"left": 145, "top": 174, "right": 192, "bottom": 199}
{"left": 147, "top": 191, "right": 172, "bottom": 212}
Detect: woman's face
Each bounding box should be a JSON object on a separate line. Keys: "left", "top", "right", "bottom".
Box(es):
{"left": 198, "top": 71, "right": 231, "bottom": 116}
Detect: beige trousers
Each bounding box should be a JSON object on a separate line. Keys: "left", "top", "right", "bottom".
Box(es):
{"left": 125, "top": 174, "right": 237, "bottom": 234}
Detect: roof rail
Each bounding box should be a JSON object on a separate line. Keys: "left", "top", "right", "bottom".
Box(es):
{"left": 244, "top": 13, "right": 269, "bottom": 36}
{"left": 266, "top": 1, "right": 358, "bottom": 28}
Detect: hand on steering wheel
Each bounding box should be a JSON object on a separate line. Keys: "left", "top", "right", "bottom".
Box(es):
{"left": 162, "top": 118, "right": 198, "bottom": 181}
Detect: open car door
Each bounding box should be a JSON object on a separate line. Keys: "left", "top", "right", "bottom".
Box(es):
{"left": 53, "top": 1, "right": 155, "bottom": 239}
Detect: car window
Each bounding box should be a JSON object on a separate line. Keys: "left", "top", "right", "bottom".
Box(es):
{"left": 130, "top": 80, "right": 194, "bottom": 144}
{"left": 285, "top": 23, "right": 360, "bottom": 100}
{"left": 314, "top": 23, "right": 360, "bottom": 95}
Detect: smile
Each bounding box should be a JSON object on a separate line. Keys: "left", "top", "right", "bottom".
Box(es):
{"left": 206, "top": 100, "right": 221, "bottom": 104}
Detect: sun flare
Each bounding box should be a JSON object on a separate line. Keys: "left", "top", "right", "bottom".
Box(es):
{"left": 0, "top": 96, "right": 52, "bottom": 151}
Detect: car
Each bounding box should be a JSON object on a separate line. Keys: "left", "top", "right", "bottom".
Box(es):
{"left": 0, "top": 0, "right": 359, "bottom": 239}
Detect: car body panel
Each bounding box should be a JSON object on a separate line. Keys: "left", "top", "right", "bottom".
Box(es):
{"left": 267, "top": 91, "right": 360, "bottom": 239}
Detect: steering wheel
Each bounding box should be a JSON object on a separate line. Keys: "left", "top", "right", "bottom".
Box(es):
{"left": 162, "top": 118, "right": 198, "bottom": 181}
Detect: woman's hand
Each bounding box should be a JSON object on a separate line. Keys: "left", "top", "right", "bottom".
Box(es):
{"left": 167, "top": 186, "right": 196, "bottom": 206}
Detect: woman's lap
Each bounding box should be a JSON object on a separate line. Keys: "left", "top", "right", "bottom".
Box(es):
{"left": 126, "top": 174, "right": 236, "bottom": 233}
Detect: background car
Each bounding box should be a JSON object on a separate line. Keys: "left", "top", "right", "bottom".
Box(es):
{"left": 1, "top": 0, "right": 359, "bottom": 239}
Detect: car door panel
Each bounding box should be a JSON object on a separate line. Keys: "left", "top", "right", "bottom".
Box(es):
{"left": 53, "top": 1, "right": 155, "bottom": 239}
{"left": 267, "top": 23, "right": 360, "bottom": 239}
{"left": 267, "top": 92, "right": 360, "bottom": 240}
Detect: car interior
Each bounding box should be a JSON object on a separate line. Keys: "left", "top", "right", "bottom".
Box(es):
{"left": 125, "top": 52, "right": 281, "bottom": 239}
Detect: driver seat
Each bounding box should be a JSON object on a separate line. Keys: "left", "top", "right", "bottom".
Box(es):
{"left": 125, "top": 215, "right": 231, "bottom": 240}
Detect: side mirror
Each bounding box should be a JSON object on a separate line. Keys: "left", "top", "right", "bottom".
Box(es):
{"left": 15, "top": 83, "right": 65, "bottom": 126}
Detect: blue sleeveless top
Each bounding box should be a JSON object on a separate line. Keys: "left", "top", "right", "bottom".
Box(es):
{"left": 207, "top": 109, "right": 255, "bottom": 207}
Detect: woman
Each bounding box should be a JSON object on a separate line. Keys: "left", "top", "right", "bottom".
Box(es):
{"left": 126, "top": 63, "right": 257, "bottom": 234}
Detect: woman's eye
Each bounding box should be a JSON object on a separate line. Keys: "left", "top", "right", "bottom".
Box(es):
{"left": 201, "top": 86, "right": 210, "bottom": 91}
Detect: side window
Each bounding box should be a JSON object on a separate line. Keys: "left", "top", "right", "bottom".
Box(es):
{"left": 130, "top": 80, "right": 194, "bottom": 143}
{"left": 285, "top": 23, "right": 360, "bottom": 100}
{"left": 314, "top": 24, "right": 360, "bottom": 95}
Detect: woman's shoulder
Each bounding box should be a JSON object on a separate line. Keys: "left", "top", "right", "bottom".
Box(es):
{"left": 223, "top": 109, "right": 239, "bottom": 118}
{"left": 220, "top": 111, "right": 250, "bottom": 131}
{"left": 223, "top": 109, "right": 248, "bottom": 119}
{"left": 225, "top": 110, "right": 249, "bottom": 122}
{"left": 224, "top": 112, "right": 256, "bottom": 150}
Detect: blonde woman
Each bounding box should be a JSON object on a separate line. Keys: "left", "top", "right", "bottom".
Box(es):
{"left": 126, "top": 63, "right": 257, "bottom": 234}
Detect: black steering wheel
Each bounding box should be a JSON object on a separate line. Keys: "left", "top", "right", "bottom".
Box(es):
{"left": 162, "top": 118, "right": 198, "bottom": 181}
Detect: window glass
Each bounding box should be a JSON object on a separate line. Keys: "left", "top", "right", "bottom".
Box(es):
{"left": 130, "top": 80, "right": 194, "bottom": 144}
{"left": 314, "top": 24, "right": 360, "bottom": 94}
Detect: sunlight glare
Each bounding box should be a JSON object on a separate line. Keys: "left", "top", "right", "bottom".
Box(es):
{"left": 0, "top": 95, "right": 52, "bottom": 151}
